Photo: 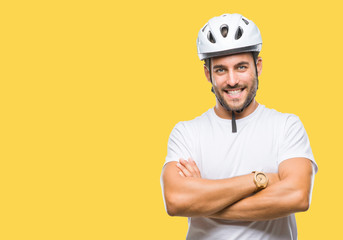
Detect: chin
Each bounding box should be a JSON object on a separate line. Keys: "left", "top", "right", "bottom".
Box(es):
{"left": 220, "top": 103, "right": 244, "bottom": 113}
{"left": 230, "top": 106, "right": 245, "bottom": 112}
{"left": 226, "top": 101, "right": 245, "bottom": 111}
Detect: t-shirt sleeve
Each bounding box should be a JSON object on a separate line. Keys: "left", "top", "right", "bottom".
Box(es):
{"left": 278, "top": 114, "right": 318, "bottom": 174}
{"left": 164, "top": 122, "right": 194, "bottom": 167}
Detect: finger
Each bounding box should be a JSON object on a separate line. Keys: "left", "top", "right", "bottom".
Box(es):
{"left": 189, "top": 158, "right": 201, "bottom": 178}
{"left": 176, "top": 161, "right": 192, "bottom": 177}
{"left": 179, "top": 159, "right": 197, "bottom": 177}
{"left": 179, "top": 171, "right": 186, "bottom": 177}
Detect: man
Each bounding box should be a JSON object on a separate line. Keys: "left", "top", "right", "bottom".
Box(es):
{"left": 161, "top": 13, "right": 317, "bottom": 239}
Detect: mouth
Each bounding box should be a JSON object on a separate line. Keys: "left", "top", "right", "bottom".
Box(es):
{"left": 223, "top": 88, "right": 245, "bottom": 98}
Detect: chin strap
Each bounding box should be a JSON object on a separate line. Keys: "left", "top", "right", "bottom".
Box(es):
{"left": 231, "top": 111, "right": 237, "bottom": 133}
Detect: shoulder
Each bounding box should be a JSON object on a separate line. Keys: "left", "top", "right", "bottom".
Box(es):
{"left": 259, "top": 106, "right": 310, "bottom": 147}
{"left": 166, "top": 109, "right": 213, "bottom": 155}
{"left": 172, "top": 108, "right": 213, "bottom": 133}
{"left": 255, "top": 106, "right": 307, "bottom": 139}
{"left": 259, "top": 105, "right": 301, "bottom": 125}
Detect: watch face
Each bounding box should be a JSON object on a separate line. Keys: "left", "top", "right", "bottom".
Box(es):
{"left": 256, "top": 173, "right": 267, "bottom": 185}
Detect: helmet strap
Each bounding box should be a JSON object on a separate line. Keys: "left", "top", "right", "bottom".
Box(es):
{"left": 231, "top": 111, "right": 237, "bottom": 133}
{"left": 253, "top": 52, "right": 259, "bottom": 90}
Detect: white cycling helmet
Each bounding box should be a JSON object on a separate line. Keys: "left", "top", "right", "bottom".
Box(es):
{"left": 197, "top": 13, "right": 262, "bottom": 60}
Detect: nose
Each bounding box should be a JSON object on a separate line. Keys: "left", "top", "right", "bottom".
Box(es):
{"left": 226, "top": 71, "right": 239, "bottom": 87}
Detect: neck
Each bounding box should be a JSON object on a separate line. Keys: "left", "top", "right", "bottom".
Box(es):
{"left": 214, "top": 100, "right": 259, "bottom": 120}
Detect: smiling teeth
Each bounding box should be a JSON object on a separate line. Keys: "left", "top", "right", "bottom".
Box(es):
{"left": 227, "top": 89, "right": 242, "bottom": 95}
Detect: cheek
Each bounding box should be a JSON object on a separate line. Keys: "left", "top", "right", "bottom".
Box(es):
{"left": 240, "top": 73, "right": 255, "bottom": 85}
{"left": 212, "top": 76, "right": 225, "bottom": 88}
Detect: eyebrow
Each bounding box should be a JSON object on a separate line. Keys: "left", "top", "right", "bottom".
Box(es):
{"left": 235, "top": 61, "right": 250, "bottom": 66}
{"left": 213, "top": 61, "right": 250, "bottom": 69}
{"left": 213, "top": 64, "right": 227, "bottom": 69}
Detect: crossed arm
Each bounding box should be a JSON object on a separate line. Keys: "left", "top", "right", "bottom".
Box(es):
{"left": 161, "top": 157, "right": 315, "bottom": 221}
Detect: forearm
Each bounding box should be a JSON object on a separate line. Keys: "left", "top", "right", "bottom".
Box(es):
{"left": 161, "top": 162, "right": 257, "bottom": 217}
{"left": 209, "top": 178, "right": 309, "bottom": 221}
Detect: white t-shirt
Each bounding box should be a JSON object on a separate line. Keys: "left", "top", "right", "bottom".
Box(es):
{"left": 164, "top": 104, "right": 317, "bottom": 240}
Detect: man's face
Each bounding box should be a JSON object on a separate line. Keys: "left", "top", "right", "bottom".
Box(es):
{"left": 207, "top": 53, "right": 260, "bottom": 113}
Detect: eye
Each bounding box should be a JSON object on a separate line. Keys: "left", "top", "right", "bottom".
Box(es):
{"left": 214, "top": 68, "right": 225, "bottom": 73}
{"left": 237, "top": 65, "right": 247, "bottom": 70}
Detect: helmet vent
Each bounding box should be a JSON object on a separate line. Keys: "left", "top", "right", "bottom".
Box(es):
{"left": 242, "top": 18, "right": 249, "bottom": 25}
{"left": 202, "top": 24, "right": 208, "bottom": 32}
{"left": 235, "top": 27, "right": 243, "bottom": 40}
{"left": 220, "top": 25, "right": 229, "bottom": 38}
{"left": 207, "top": 31, "right": 216, "bottom": 43}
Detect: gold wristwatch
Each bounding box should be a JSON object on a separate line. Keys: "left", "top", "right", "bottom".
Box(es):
{"left": 252, "top": 171, "right": 268, "bottom": 192}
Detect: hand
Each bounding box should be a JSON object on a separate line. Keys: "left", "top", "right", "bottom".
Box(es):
{"left": 176, "top": 158, "right": 202, "bottom": 178}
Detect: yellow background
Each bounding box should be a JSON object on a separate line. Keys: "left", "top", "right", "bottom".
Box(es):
{"left": 0, "top": 0, "right": 341, "bottom": 239}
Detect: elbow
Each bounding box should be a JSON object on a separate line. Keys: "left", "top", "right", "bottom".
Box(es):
{"left": 165, "top": 197, "right": 178, "bottom": 216}
{"left": 298, "top": 197, "right": 310, "bottom": 212}
{"left": 164, "top": 192, "right": 199, "bottom": 217}
{"left": 166, "top": 205, "right": 178, "bottom": 217}
{"left": 293, "top": 190, "right": 310, "bottom": 212}
{"left": 164, "top": 193, "right": 186, "bottom": 217}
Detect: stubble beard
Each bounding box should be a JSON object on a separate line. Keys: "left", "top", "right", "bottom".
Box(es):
{"left": 213, "top": 77, "right": 258, "bottom": 113}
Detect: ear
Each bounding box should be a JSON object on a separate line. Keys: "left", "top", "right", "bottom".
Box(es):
{"left": 256, "top": 56, "right": 263, "bottom": 77}
{"left": 204, "top": 65, "right": 211, "bottom": 83}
